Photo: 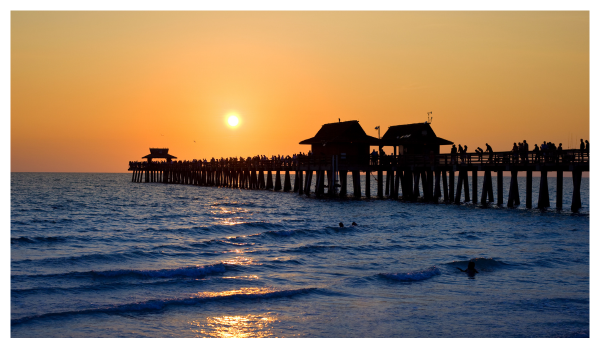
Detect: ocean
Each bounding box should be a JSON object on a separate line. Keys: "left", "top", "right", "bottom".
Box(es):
{"left": 11, "top": 172, "right": 589, "bottom": 337}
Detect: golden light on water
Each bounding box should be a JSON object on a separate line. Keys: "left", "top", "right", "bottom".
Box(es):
{"left": 191, "top": 313, "right": 277, "bottom": 338}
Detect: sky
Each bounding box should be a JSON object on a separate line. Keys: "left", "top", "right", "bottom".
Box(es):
{"left": 11, "top": 11, "right": 589, "bottom": 173}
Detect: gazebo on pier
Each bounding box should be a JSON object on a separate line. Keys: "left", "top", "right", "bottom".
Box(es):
{"left": 142, "top": 148, "right": 177, "bottom": 163}
{"left": 299, "top": 120, "right": 380, "bottom": 164}
{"left": 380, "top": 122, "right": 453, "bottom": 156}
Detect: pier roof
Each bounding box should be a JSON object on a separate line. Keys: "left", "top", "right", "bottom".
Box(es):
{"left": 299, "top": 120, "right": 381, "bottom": 145}
{"left": 142, "top": 148, "right": 177, "bottom": 160}
{"left": 381, "top": 122, "right": 453, "bottom": 146}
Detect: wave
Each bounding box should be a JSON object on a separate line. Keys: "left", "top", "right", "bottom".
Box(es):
{"left": 11, "top": 287, "right": 317, "bottom": 326}
{"left": 379, "top": 266, "right": 441, "bottom": 282}
{"left": 13, "top": 263, "right": 228, "bottom": 282}
{"left": 91, "top": 263, "right": 227, "bottom": 278}
{"left": 11, "top": 236, "right": 67, "bottom": 244}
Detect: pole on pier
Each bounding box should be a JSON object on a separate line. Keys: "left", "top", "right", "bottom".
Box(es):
{"left": 317, "top": 170, "right": 326, "bottom": 197}
{"left": 472, "top": 169, "right": 478, "bottom": 206}
{"left": 537, "top": 169, "right": 550, "bottom": 209}
{"left": 449, "top": 170, "right": 455, "bottom": 204}
{"left": 414, "top": 171, "right": 421, "bottom": 198}
{"left": 377, "top": 169, "right": 384, "bottom": 199}
{"left": 507, "top": 170, "right": 520, "bottom": 207}
{"left": 275, "top": 171, "right": 282, "bottom": 191}
{"left": 442, "top": 170, "right": 448, "bottom": 203}
{"left": 297, "top": 171, "right": 304, "bottom": 195}
{"left": 526, "top": 170, "right": 533, "bottom": 209}
{"left": 571, "top": 169, "right": 582, "bottom": 212}
{"left": 497, "top": 170, "right": 503, "bottom": 206}
{"left": 556, "top": 170, "right": 563, "bottom": 210}
{"left": 404, "top": 169, "right": 413, "bottom": 201}
{"left": 385, "top": 169, "right": 391, "bottom": 197}
{"left": 284, "top": 171, "right": 291, "bottom": 192}
{"left": 434, "top": 170, "right": 441, "bottom": 203}
{"left": 454, "top": 170, "right": 463, "bottom": 204}
{"left": 365, "top": 170, "right": 371, "bottom": 198}
{"left": 393, "top": 169, "right": 401, "bottom": 200}
{"left": 463, "top": 170, "right": 470, "bottom": 202}
{"left": 266, "top": 171, "right": 273, "bottom": 190}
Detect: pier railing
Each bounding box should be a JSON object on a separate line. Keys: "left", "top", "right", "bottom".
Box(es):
{"left": 128, "top": 149, "right": 588, "bottom": 171}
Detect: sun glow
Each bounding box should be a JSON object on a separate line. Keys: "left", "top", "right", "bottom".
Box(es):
{"left": 228, "top": 115, "right": 239, "bottom": 127}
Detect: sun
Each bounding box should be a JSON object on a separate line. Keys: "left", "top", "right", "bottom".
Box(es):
{"left": 227, "top": 115, "right": 239, "bottom": 127}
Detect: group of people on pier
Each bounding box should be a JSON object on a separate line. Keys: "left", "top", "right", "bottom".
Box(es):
{"left": 130, "top": 139, "right": 589, "bottom": 171}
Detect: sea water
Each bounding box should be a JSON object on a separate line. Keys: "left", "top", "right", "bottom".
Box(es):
{"left": 11, "top": 173, "right": 589, "bottom": 337}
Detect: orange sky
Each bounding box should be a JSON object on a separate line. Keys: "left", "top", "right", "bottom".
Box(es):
{"left": 11, "top": 11, "right": 589, "bottom": 173}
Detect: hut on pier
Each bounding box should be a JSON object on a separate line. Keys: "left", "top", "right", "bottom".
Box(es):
{"left": 299, "top": 120, "right": 380, "bottom": 164}
{"left": 142, "top": 148, "right": 177, "bottom": 163}
{"left": 380, "top": 122, "right": 453, "bottom": 156}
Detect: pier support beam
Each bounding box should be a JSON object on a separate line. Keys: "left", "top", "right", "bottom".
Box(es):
{"left": 571, "top": 169, "right": 582, "bottom": 212}
{"left": 454, "top": 170, "right": 463, "bottom": 204}
{"left": 449, "top": 170, "right": 455, "bottom": 204}
{"left": 284, "top": 171, "right": 291, "bottom": 192}
{"left": 365, "top": 170, "right": 371, "bottom": 199}
{"left": 339, "top": 171, "right": 347, "bottom": 197}
{"left": 556, "top": 170, "right": 563, "bottom": 210}
{"left": 537, "top": 169, "right": 550, "bottom": 209}
{"left": 275, "top": 171, "right": 282, "bottom": 191}
{"left": 266, "top": 171, "right": 273, "bottom": 190}
{"left": 442, "top": 170, "right": 448, "bottom": 203}
{"left": 472, "top": 169, "right": 478, "bottom": 206}
{"left": 526, "top": 170, "right": 533, "bottom": 209}
{"left": 507, "top": 170, "right": 520, "bottom": 207}
{"left": 377, "top": 169, "right": 384, "bottom": 199}
{"left": 497, "top": 170, "right": 503, "bottom": 206}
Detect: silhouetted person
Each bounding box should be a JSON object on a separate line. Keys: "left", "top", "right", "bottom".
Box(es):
{"left": 458, "top": 144, "right": 464, "bottom": 163}
{"left": 451, "top": 144, "right": 458, "bottom": 164}
{"left": 585, "top": 140, "right": 589, "bottom": 159}
{"left": 457, "top": 261, "right": 479, "bottom": 277}
{"left": 533, "top": 144, "right": 540, "bottom": 163}
{"left": 339, "top": 222, "right": 344, "bottom": 228}
{"left": 485, "top": 143, "right": 494, "bottom": 163}
{"left": 476, "top": 147, "right": 483, "bottom": 162}
{"left": 464, "top": 145, "right": 470, "bottom": 163}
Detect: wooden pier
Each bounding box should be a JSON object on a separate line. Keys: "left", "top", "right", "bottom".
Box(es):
{"left": 129, "top": 149, "right": 589, "bottom": 212}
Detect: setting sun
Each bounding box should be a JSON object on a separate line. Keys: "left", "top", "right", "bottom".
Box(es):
{"left": 228, "top": 115, "right": 239, "bottom": 127}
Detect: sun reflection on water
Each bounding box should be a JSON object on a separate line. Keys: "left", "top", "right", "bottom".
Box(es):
{"left": 221, "top": 256, "right": 258, "bottom": 266}
{"left": 191, "top": 313, "right": 277, "bottom": 338}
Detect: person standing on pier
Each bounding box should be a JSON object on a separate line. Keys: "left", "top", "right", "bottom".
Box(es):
{"left": 585, "top": 140, "right": 589, "bottom": 160}
{"left": 523, "top": 140, "right": 529, "bottom": 163}
{"left": 580, "top": 139, "right": 586, "bottom": 162}
{"left": 485, "top": 143, "right": 494, "bottom": 163}
{"left": 464, "top": 145, "right": 470, "bottom": 163}
{"left": 512, "top": 143, "right": 519, "bottom": 163}
{"left": 451, "top": 144, "right": 458, "bottom": 164}
{"left": 533, "top": 144, "right": 540, "bottom": 163}
{"left": 458, "top": 144, "right": 464, "bottom": 163}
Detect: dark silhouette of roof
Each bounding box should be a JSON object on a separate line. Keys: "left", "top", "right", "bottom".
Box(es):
{"left": 142, "top": 148, "right": 177, "bottom": 160}
{"left": 381, "top": 122, "right": 453, "bottom": 146}
{"left": 299, "top": 120, "right": 380, "bottom": 145}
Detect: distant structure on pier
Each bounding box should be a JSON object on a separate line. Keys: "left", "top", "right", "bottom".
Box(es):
{"left": 381, "top": 122, "right": 453, "bottom": 155}
{"left": 299, "top": 120, "right": 380, "bottom": 164}
{"left": 142, "top": 148, "right": 177, "bottom": 163}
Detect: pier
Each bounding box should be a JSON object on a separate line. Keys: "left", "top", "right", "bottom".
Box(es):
{"left": 128, "top": 148, "right": 588, "bottom": 212}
